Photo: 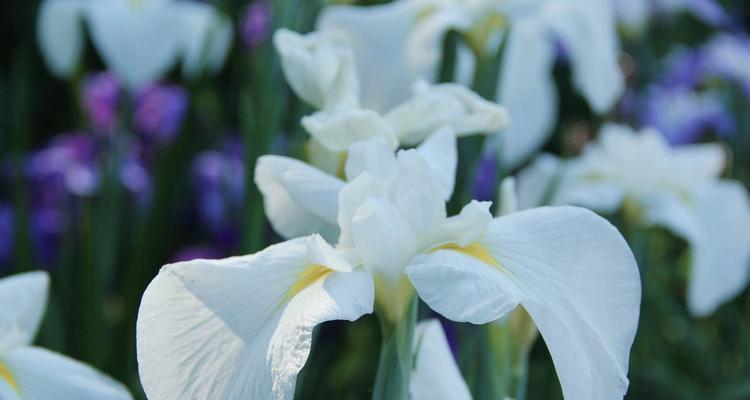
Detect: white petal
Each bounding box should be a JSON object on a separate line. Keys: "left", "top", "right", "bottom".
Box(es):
{"left": 317, "top": 1, "right": 426, "bottom": 112}
{"left": 687, "top": 181, "right": 750, "bottom": 316}
{"left": 0, "top": 272, "right": 49, "bottom": 345}
{"left": 418, "top": 200, "right": 493, "bottom": 251}
{"left": 516, "top": 153, "right": 562, "bottom": 209}
{"left": 136, "top": 238, "right": 374, "bottom": 400}
{"left": 410, "top": 320, "right": 471, "bottom": 400}
{"left": 351, "top": 197, "right": 417, "bottom": 284}
{"left": 85, "top": 1, "right": 183, "bottom": 89}
{"left": 416, "top": 127, "right": 458, "bottom": 200}
{"left": 337, "top": 173, "right": 383, "bottom": 247}
{"left": 410, "top": 206, "right": 641, "bottom": 400}
{"left": 1, "top": 346, "right": 132, "bottom": 400}
{"left": 274, "top": 29, "right": 359, "bottom": 110}
{"left": 393, "top": 149, "right": 447, "bottom": 233}
{"left": 345, "top": 136, "right": 398, "bottom": 183}
{"left": 386, "top": 81, "right": 509, "bottom": 146}
{"left": 36, "top": 0, "right": 85, "bottom": 78}
{"left": 255, "top": 155, "right": 342, "bottom": 242}
{"left": 178, "top": 2, "right": 233, "bottom": 78}
{"left": 640, "top": 191, "right": 702, "bottom": 242}
{"left": 546, "top": 0, "right": 624, "bottom": 113}
{"left": 498, "top": 177, "right": 519, "bottom": 216}
{"left": 497, "top": 16, "right": 558, "bottom": 168}
{"left": 673, "top": 143, "right": 726, "bottom": 180}
{"left": 302, "top": 109, "right": 398, "bottom": 152}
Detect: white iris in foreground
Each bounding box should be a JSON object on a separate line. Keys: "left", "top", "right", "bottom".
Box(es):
{"left": 518, "top": 123, "right": 750, "bottom": 316}
{"left": 37, "top": 0, "right": 233, "bottom": 88}
{"left": 137, "top": 128, "right": 641, "bottom": 400}
{"left": 0, "top": 271, "right": 132, "bottom": 400}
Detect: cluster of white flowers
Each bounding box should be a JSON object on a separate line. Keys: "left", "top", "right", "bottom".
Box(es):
{"left": 135, "top": 18, "right": 642, "bottom": 400}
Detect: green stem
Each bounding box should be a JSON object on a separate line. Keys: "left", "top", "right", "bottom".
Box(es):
{"left": 372, "top": 295, "right": 418, "bottom": 400}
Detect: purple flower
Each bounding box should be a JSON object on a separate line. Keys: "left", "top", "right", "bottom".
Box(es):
{"left": 27, "top": 133, "right": 99, "bottom": 206}
{"left": 82, "top": 72, "right": 121, "bottom": 134}
{"left": 0, "top": 204, "right": 13, "bottom": 267}
{"left": 191, "top": 139, "right": 245, "bottom": 233}
{"left": 654, "top": 0, "right": 728, "bottom": 27}
{"left": 661, "top": 47, "right": 707, "bottom": 88}
{"left": 472, "top": 152, "right": 497, "bottom": 202}
{"left": 132, "top": 84, "right": 188, "bottom": 144}
{"left": 240, "top": 2, "right": 271, "bottom": 50}
{"left": 702, "top": 34, "right": 750, "bottom": 98}
{"left": 30, "top": 207, "right": 65, "bottom": 268}
{"left": 641, "top": 85, "right": 734, "bottom": 145}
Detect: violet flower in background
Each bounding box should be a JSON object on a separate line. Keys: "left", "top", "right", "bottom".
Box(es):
{"left": 240, "top": 1, "right": 271, "bottom": 50}
{"left": 661, "top": 47, "right": 707, "bottom": 88}
{"left": 120, "top": 147, "right": 153, "bottom": 208}
{"left": 0, "top": 204, "right": 13, "bottom": 268}
{"left": 27, "top": 133, "right": 100, "bottom": 206}
{"left": 191, "top": 138, "right": 245, "bottom": 235}
{"left": 30, "top": 206, "right": 65, "bottom": 268}
{"left": 641, "top": 84, "right": 734, "bottom": 145}
{"left": 132, "top": 84, "right": 188, "bottom": 145}
{"left": 702, "top": 33, "right": 750, "bottom": 98}
{"left": 82, "top": 72, "right": 121, "bottom": 134}
{"left": 472, "top": 152, "right": 497, "bottom": 202}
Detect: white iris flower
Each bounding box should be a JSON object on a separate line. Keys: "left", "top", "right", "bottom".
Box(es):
{"left": 137, "top": 128, "right": 640, "bottom": 400}
{"left": 274, "top": 29, "right": 510, "bottom": 155}
{"left": 317, "top": 0, "right": 624, "bottom": 167}
{"left": 0, "top": 271, "right": 132, "bottom": 400}
{"left": 518, "top": 123, "right": 750, "bottom": 316}
{"left": 37, "top": 0, "right": 233, "bottom": 89}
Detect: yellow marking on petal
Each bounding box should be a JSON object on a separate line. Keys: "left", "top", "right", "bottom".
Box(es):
{"left": 0, "top": 361, "right": 20, "bottom": 394}
{"left": 287, "top": 264, "right": 332, "bottom": 299}
{"left": 432, "top": 242, "right": 501, "bottom": 269}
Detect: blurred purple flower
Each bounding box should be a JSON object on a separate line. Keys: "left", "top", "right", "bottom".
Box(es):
{"left": 240, "top": 2, "right": 271, "bottom": 50}
{"left": 30, "top": 207, "right": 65, "bottom": 267}
{"left": 661, "top": 47, "right": 706, "bottom": 88}
{"left": 472, "top": 152, "right": 497, "bottom": 202}
{"left": 0, "top": 204, "right": 13, "bottom": 267}
{"left": 27, "top": 133, "right": 99, "bottom": 206}
{"left": 133, "top": 84, "right": 188, "bottom": 144}
{"left": 642, "top": 85, "right": 734, "bottom": 145}
{"left": 82, "top": 72, "right": 121, "bottom": 134}
{"left": 654, "top": 0, "right": 728, "bottom": 27}
{"left": 191, "top": 138, "right": 245, "bottom": 233}
{"left": 702, "top": 34, "right": 750, "bottom": 98}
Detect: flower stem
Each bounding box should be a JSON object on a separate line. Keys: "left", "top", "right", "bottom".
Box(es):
{"left": 372, "top": 295, "right": 418, "bottom": 400}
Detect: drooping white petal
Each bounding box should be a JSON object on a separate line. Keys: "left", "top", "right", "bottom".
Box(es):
{"left": 0, "top": 379, "right": 19, "bottom": 400}
{"left": 178, "top": 2, "right": 233, "bottom": 78}
{"left": 497, "top": 15, "right": 558, "bottom": 168}
{"left": 36, "top": 0, "right": 86, "bottom": 78}
{"left": 672, "top": 143, "right": 726, "bottom": 180}
{"left": 317, "top": 0, "right": 427, "bottom": 112}
{"left": 546, "top": 0, "right": 624, "bottom": 113}
{"left": 410, "top": 320, "right": 471, "bottom": 400}
{"left": 386, "top": 81, "right": 509, "bottom": 145}
{"left": 0, "top": 271, "right": 49, "bottom": 346}
{"left": 686, "top": 181, "right": 750, "bottom": 316}
{"left": 302, "top": 109, "right": 398, "bottom": 152}
{"left": 137, "top": 237, "right": 374, "bottom": 400}
{"left": 274, "top": 29, "right": 359, "bottom": 110}
{"left": 85, "top": 0, "right": 183, "bottom": 89}
{"left": 255, "top": 155, "right": 343, "bottom": 242}
{"left": 640, "top": 191, "right": 702, "bottom": 242}
{"left": 416, "top": 127, "right": 458, "bottom": 200}
{"left": 408, "top": 206, "right": 641, "bottom": 400}
{"left": 1, "top": 346, "right": 132, "bottom": 400}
